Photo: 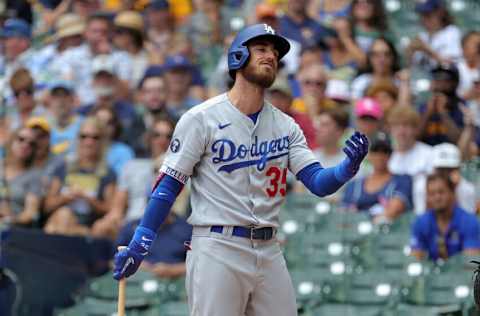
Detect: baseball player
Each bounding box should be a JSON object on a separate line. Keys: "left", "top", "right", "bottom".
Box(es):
{"left": 113, "top": 23, "right": 369, "bottom": 316}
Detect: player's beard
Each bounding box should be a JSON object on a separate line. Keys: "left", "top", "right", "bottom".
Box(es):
{"left": 242, "top": 63, "right": 276, "bottom": 88}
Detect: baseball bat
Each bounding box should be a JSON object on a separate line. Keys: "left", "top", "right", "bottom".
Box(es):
{"left": 117, "top": 246, "right": 127, "bottom": 316}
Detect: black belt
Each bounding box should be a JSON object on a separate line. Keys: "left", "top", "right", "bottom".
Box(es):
{"left": 210, "top": 226, "right": 275, "bottom": 240}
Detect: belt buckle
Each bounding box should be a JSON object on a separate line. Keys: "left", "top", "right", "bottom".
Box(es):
{"left": 248, "top": 225, "right": 256, "bottom": 241}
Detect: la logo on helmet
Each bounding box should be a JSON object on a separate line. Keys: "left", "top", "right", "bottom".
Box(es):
{"left": 264, "top": 24, "right": 275, "bottom": 35}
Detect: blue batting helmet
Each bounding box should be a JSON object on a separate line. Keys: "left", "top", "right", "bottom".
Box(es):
{"left": 227, "top": 23, "right": 290, "bottom": 79}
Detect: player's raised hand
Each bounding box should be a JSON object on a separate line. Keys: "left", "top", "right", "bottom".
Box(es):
{"left": 342, "top": 131, "right": 369, "bottom": 175}
{"left": 113, "top": 226, "right": 156, "bottom": 280}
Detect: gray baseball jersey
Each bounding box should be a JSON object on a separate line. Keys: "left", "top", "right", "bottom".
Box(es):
{"left": 160, "top": 93, "right": 318, "bottom": 227}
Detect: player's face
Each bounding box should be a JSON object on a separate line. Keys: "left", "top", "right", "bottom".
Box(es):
{"left": 426, "top": 178, "right": 455, "bottom": 213}
{"left": 242, "top": 39, "right": 279, "bottom": 88}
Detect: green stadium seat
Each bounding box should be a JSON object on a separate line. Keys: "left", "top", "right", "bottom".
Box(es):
{"left": 308, "top": 303, "right": 387, "bottom": 316}
{"left": 141, "top": 301, "right": 189, "bottom": 316}
{"left": 289, "top": 268, "right": 325, "bottom": 310}
{"left": 395, "top": 303, "right": 461, "bottom": 316}
{"left": 322, "top": 271, "right": 398, "bottom": 307}
{"left": 85, "top": 270, "right": 163, "bottom": 308}
{"left": 400, "top": 271, "right": 472, "bottom": 308}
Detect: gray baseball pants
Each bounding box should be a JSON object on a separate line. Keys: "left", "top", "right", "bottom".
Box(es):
{"left": 186, "top": 226, "right": 298, "bottom": 316}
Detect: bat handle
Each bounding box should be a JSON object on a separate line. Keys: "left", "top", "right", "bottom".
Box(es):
{"left": 117, "top": 246, "right": 127, "bottom": 316}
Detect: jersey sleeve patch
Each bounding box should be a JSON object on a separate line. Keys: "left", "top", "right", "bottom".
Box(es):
{"left": 160, "top": 165, "right": 189, "bottom": 184}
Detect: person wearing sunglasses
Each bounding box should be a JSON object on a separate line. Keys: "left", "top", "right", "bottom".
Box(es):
{"left": 0, "top": 127, "right": 43, "bottom": 227}
{"left": 44, "top": 117, "right": 116, "bottom": 236}
{"left": 7, "top": 68, "right": 46, "bottom": 132}
{"left": 292, "top": 62, "right": 339, "bottom": 122}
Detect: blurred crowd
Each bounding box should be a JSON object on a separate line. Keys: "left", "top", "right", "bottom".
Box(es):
{"left": 0, "top": 0, "right": 480, "bottom": 269}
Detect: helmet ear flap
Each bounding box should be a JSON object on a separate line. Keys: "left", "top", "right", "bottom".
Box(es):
{"left": 227, "top": 45, "right": 250, "bottom": 79}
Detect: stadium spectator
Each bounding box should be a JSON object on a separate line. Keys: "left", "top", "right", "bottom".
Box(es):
{"left": 313, "top": 108, "right": 350, "bottom": 202}
{"left": 93, "top": 107, "right": 134, "bottom": 175}
{"left": 113, "top": 11, "right": 149, "bottom": 87}
{"left": 163, "top": 55, "right": 202, "bottom": 121}
{"left": 349, "top": 0, "right": 389, "bottom": 52}
{"left": 0, "top": 126, "right": 42, "bottom": 227}
{"left": 26, "top": 117, "right": 66, "bottom": 187}
{"left": 313, "top": 108, "right": 349, "bottom": 167}
{"left": 43, "top": 117, "right": 116, "bottom": 236}
{"left": 46, "top": 81, "right": 83, "bottom": 155}
{"left": 431, "top": 143, "right": 476, "bottom": 213}
{"left": 387, "top": 106, "right": 433, "bottom": 214}
{"left": 6, "top": 68, "right": 46, "bottom": 132}
{"left": 144, "top": 0, "right": 175, "bottom": 65}
{"left": 278, "top": 0, "right": 330, "bottom": 48}
{"left": 292, "top": 63, "right": 338, "bottom": 117}
{"left": 297, "top": 42, "right": 324, "bottom": 76}
{"left": 57, "top": 13, "right": 133, "bottom": 104}
{"left": 267, "top": 76, "right": 317, "bottom": 149}
{"left": 419, "top": 63, "right": 465, "bottom": 145}
{"left": 320, "top": 23, "right": 364, "bottom": 81}
{"left": 92, "top": 118, "right": 177, "bottom": 239}
{"left": 354, "top": 97, "right": 383, "bottom": 140}
{"left": 411, "top": 172, "right": 480, "bottom": 261}
{"left": 0, "top": 19, "right": 33, "bottom": 92}
{"left": 406, "top": 0, "right": 462, "bottom": 68}
{"left": 457, "top": 31, "right": 480, "bottom": 100}
{"left": 350, "top": 37, "right": 401, "bottom": 101}
{"left": 342, "top": 133, "right": 412, "bottom": 223}
{"left": 77, "top": 61, "right": 144, "bottom": 151}
{"left": 137, "top": 66, "right": 172, "bottom": 127}
{"left": 30, "top": 13, "right": 85, "bottom": 90}
{"left": 181, "top": 0, "right": 234, "bottom": 76}
{"left": 309, "top": 0, "right": 352, "bottom": 27}
{"left": 365, "top": 79, "right": 399, "bottom": 116}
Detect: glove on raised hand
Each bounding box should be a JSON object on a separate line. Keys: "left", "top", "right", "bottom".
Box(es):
{"left": 342, "top": 131, "right": 369, "bottom": 177}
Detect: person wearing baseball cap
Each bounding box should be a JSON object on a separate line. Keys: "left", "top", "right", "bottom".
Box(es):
{"left": 47, "top": 81, "right": 84, "bottom": 155}
{"left": 420, "top": 63, "right": 465, "bottom": 146}
{"left": 162, "top": 55, "right": 202, "bottom": 121}
{"left": 431, "top": 143, "right": 476, "bottom": 213}
{"left": 26, "top": 116, "right": 68, "bottom": 194}
{"left": 407, "top": 0, "right": 461, "bottom": 68}
{"left": 355, "top": 97, "right": 384, "bottom": 140}
{"left": 0, "top": 18, "right": 33, "bottom": 82}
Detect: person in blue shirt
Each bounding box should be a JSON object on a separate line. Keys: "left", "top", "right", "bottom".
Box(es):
{"left": 278, "top": 0, "right": 331, "bottom": 48}
{"left": 411, "top": 172, "right": 480, "bottom": 261}
{"left": 342, "top": 133, "right": 413, "bottom": 223}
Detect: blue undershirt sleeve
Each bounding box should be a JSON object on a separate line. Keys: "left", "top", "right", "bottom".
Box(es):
{"left": 296, "top": 161, "right": 355, "bottom": 197}
{"left": 138, "top": 174, "right": 184, "bottom": 232}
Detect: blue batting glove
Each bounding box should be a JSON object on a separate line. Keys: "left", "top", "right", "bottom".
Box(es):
{"left": 341, "top": 131, "right": 369, "bottom": 177}
{"left": 113, "top": 226, "right": 156, "bottom": 280}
